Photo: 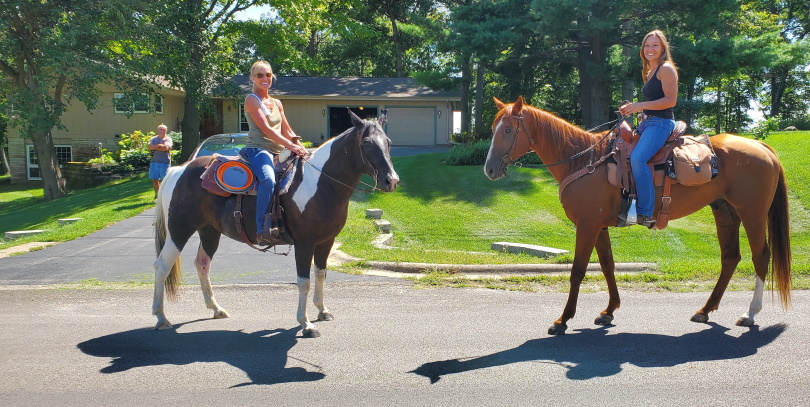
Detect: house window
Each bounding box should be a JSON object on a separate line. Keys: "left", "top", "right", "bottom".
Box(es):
{"left": 114, "top": 93, "right": 154, "bottom": 114}
{"left": 154, "top": 94, "right": 164, "bottom": 114}
{"left": 239, "top": 103, "right": 249, "bottom": 132}
{"left": 26, "top": 145, "right": 72, "bottom": 180}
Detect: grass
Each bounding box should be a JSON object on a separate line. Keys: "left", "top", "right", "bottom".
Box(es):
{"left": 0, "top": 173, "right": 155, "bottom": 250}
{"left": 1, "top": 132, "right": 808, "bottom": 293}
{"left": 335, "top": 131, "right": 810, "bottom": 290}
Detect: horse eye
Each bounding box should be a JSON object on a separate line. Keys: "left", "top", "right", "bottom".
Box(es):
{"left": 505, "top": 128, "right": 512, "bottom": 134}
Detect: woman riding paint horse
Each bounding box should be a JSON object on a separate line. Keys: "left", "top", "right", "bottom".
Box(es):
{"left": 242, "top": 61, "right": 309, "bottom": 245}
{"left": 152, "top": 109, "right": 399, "bottom": 337}
{"left": 619, "top": 30, "right": 679, "bottom": 228}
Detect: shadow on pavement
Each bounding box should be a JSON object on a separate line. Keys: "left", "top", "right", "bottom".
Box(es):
{"left": 411, "top": 322, "right": 787, "bottom": 383}
{"left": 77, "top": 322, "right": 324, "bottom": 387}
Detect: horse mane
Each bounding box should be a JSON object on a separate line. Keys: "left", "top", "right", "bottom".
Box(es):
{"left": 507, "top": 104, "right": 612, "bottom": 170}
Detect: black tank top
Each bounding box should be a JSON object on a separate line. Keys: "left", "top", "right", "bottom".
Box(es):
{"left": 642, "top": 65, "right": 674, "bottom": 119}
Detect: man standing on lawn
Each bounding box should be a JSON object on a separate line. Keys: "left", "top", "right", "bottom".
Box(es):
{"left": 147, "top": 124, "right": 172, "bottom": 196}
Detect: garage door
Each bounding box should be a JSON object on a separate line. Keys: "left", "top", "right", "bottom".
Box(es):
{"left": 385, "top": 107, "right": 435, "bottom": 146}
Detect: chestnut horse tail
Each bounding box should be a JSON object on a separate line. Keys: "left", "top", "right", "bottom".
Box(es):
{"left": 769, "top": 165, "right": 792, "bottom": 308}
{"left": 154, "top": 196, "right": 182, "bottom": 302}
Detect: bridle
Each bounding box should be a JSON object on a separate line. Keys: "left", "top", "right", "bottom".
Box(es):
{"left": 302, "top": 125, "right": 385, "bottom": 193}
{"left": 498, "top": 111, "right": 624, "bottom": 171}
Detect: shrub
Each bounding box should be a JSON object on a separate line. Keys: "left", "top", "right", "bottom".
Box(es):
{"left": 751, "top": 118, "right": 780, "bottom": 140}
{"left": 443, "top": 139, "right": 543, "bottom": 166}
{"left": 119, "top": 149, "right": 151, "bottom": 169}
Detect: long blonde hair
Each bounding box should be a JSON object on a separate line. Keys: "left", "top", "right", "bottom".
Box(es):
{"left": 249, "top": 60, "right": 276, "bottom": 91}
{"left": 640, "top": 30, "right": 676, "bottom": 83}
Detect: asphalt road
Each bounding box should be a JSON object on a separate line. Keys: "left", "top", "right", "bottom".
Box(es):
{"left": 1, "top": 284, "right": 808, "bottom": 405}
{"left": 1, "top": 146, "right": 808, "bottom": 405}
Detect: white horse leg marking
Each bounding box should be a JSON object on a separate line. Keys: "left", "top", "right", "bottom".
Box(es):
{"left": 152, "top": 164, "right": 186, "bottom": 330}
{"left": 194, "top": 245, "right": 229, "bottom": 319}
{"left": 297, "top": 277, "right": 320, "bottom": 337}
{"left": 292, "top": 138, "right": 335, "bottom": 213}
{"left": 737, "top": 276, "right": 764, "bottom": 326}
{"left": 152, "top": 241, "right": 180, "bottom": 330}
{"left": 313, "top": 267, "right": 333, "bottom": 321}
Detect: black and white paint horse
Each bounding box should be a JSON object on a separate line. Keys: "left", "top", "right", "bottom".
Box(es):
{"left": 152, "top": 110, "right": 399, "bottom": 337}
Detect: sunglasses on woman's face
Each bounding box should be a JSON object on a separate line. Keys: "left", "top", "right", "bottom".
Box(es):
{"left": 255, "top": 73, "right": 273, "bottom": 79}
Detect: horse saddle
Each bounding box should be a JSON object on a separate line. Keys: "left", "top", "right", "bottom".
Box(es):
{"left": 606, "top": 120, "right": 718, "bottom": 229}
{"left": 200, "top": 151, "right": 300, "bottom": 250}
{"left": 200, "top": 151, "right": 298, "bottom": 198}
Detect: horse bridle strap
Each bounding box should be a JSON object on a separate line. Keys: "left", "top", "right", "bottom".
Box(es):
{"left": 505, "top": 114, "right": 618, "bottom": 169}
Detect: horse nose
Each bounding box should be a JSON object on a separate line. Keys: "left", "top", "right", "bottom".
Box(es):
{"left": 386, "top": 173, "right": 399, "bottom": 190}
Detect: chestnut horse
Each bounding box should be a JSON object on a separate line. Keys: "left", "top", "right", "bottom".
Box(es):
{"left": 484, "top": 96, "right": 791, "bottom": 335}
{"left": 152, "top": 110, "right": 399, "bottom": 337}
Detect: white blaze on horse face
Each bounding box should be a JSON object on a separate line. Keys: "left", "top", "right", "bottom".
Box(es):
{"left": 486, "top": 120, "right": 505, "bottom": 165}
{"left": 292, "top": 137, "right": 335, "bottom": 213}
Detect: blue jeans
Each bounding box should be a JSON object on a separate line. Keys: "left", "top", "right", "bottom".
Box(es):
{"left": 630, "top": 117, "right": 675, "bottom": 217}
{"left": 241, "top": 147, "right": 276, "bottom": 233}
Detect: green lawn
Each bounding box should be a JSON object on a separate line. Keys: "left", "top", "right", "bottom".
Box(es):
{"left": 0, "top": 173, "right": 154, "bottom": 250}
{"left": 1, "top": 132, "right": 808, "bottom": 291}
{"left": 337, "top": 131, "right": 810, "bottom": 287}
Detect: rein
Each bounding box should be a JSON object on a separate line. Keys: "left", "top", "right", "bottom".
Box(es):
{"left": 505, "top": 113, "right": 623, "bottom": 169}
{"left": 301, "top": 127, "right": 383, "bottom": 193}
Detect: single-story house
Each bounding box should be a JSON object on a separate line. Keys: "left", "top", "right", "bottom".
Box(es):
{"left": 6, "top": 77, "right": 461, "bottom": 183}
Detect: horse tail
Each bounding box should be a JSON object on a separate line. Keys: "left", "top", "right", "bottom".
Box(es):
{"left": 769, "top": 164, "right": 791, "bottom": 308}
{"left": 154, "top": 179, "right": 182, "bottom": 301}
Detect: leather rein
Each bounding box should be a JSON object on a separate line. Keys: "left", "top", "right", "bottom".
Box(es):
{"left": 500, "top": 112, "right": 630, "bottom": 198}
{"left": 301, "top": 126, "right": 384, "bottom": 193}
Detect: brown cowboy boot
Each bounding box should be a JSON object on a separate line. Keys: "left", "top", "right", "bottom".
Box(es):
{"left": 256, "top": 213, "right": 283, "bottom": 245}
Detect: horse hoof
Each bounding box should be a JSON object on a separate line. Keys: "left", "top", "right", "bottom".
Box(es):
{"left": 155, "top": 321, "right": 173, "bottom": 330}
{"left": 317, "top": 312, "right": 334, "bottom": 321}
{"left": 736, "top": 316, "right": 755, "bottom": 326}
{"left": 302, "top": 327, "right": 321, "bottom": 338}
{"left": 690, "top": 313, "right": 709, "bottom": 323}
{"left": 594, "top": 314, "right": 614, "bottom": 326}
{"left": 213, "top": 309, "right": 230, "bottom": 319}
{"left": 548, "top": 324, "right": 567, "bottom": 335}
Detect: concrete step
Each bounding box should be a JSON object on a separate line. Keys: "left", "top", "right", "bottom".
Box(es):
{"left": 491, "top": 241, "right": 570, "bottom": 258}
{"left": 5, "top": 230, "right": 47, "bottom": 240}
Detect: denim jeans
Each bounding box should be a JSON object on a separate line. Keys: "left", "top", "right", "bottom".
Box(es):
{"left": 630, "top": 116, "right": 675, "bottom": 217}
{"left": 241, "top": 147, "right": 276, "bottom": 233}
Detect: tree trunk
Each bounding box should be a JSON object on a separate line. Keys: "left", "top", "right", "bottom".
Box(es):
{"left": 30, "top": 130, "right": 66, "bottom": 200}
{"left": 715, "top": 80, "right": 723, "bottom": 134}
{"left": 474, "top": 62, "right": 484, "bottom": 133}
{"left": 460, "top": 51, "right": 471, "bottom": 135}
{"left": 180, "top": 98, "right": 201, "bottom": 163}
{"left": 621, "top": 21, "right": 635, "bottom": 105}
{"left": 0, "top": 146, "right": 9, "bottom": 175}
{"left": 390, "top": 17, "right": 404, "bottom": 77}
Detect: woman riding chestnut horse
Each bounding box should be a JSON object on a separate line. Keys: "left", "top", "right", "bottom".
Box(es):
{"left": 484, "top": 96, "right": 791, "bottom": 335}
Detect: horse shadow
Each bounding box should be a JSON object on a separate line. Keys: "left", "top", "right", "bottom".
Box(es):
{"left": 77, "top": 322, "right": 324, "bottom": 387}
{"left": 411, "top": 323, "right": 787, "bottom": 383}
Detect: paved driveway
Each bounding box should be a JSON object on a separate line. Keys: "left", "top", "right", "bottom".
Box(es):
{"left": 0, "top": 207, "right": 389, "bottom": 285}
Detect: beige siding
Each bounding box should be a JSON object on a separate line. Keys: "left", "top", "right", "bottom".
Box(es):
{"left": 221, "top": 97, "right": 455, "bottom": 146}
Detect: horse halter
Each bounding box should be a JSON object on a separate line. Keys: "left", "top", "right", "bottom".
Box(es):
{"left": 498, "top": 112, "right": 533, "bottom": 168}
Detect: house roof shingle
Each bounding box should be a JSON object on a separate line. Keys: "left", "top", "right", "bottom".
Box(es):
{"left": 232, "top": 76, "right": 461, "bottom": 100}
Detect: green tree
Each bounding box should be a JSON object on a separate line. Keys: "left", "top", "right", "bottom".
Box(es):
{"left": 0, "top": 0, "right": 144, "bottom": 200}
{"left": 142, "top": 0, "right": 264, "bottom": 162}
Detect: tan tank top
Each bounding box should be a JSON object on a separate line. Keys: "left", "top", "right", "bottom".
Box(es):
{"left": 245, "top": 93, "right": 284, "bottom": 153}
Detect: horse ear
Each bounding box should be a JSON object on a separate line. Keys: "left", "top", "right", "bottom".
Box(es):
{"left": 494, "top": 97, "right": 506, "bottom": 111}
{"left": 378, "top": 109, "right": 388, "bottom": 127}
{"left": 513, "top": 96, "right": 525, "bottom": 114}
{"left": 348, "top": 108, "right": 364, "bottom": 129}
